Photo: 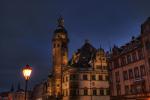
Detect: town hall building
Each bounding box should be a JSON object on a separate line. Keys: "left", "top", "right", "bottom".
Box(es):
{"left": 32, "top": 17, "right": 110, "bottom": 100}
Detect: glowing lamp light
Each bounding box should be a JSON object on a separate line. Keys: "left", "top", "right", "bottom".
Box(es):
{"left": 22, "top": 64, "right": 32, "bottom": 80}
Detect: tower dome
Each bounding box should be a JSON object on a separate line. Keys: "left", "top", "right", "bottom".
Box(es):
{"left": 53, "top": 16, "right": 68, "bottom": 39}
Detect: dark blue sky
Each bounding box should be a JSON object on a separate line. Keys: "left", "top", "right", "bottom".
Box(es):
{"left": 0, "top": 0, "right": 150, "bottom": 91}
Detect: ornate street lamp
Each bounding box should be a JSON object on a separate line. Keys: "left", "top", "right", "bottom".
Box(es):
{"left": 22, "top": 64, "right": 32, "bottom": 100}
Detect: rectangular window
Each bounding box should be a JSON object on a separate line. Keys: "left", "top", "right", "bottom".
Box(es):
{"left": 138, "top": 49, "right": 144, "bottom": 60}
{"left": 83, "top": 75, "right": 88, "bottom": 80}
{"left": 132, "top": 52, "right": 137, "bottom": 62}
{"left": 123, "top": 71, "right": 128, "bottom": 80}
{"left": 128, "top": 69, "right": 134, "bottom": 79}
{"left": 93, "top": 89, "right": 97, "bottom": 95}
{"left": 66, "top": 76, "right": 68, "bottom": 82}
{"left": 121, "top": 56, "right": 126, "bottom": 66}
{"left": 70, "top": 74, "right": 77, "bottom": 80}
{"left": 125, "top": 85, "right": 129, "bottom": 95}
{"left": 131, "top": 85, "right": 135, "bottom": 94}
{"left": 100, "top": 89, "right": 104, "bottom": 95}
{"left": 114, "top": 60, "right": 119, "bottom": 68}
{"left": 134, "top": 67, "right": 140, "bottom": 78}
{"left": 105, "top": 75, "right": 109, "bottom": 81}
{"left": 115, "top": 71, "right": 120, "bottom": 82}
{"left": 96, "top": 65, "right": 102, "bottom": 69}
{"left": 84, "top": 89, "right": 88, "bottom": 95}
{"left": 127, "top": 55, "right": 131, "bottom": 63}
{"left": 106, "top": 88, "right": 110, "bottom": 95}
{"left": 99, "top": 75, "right": 103, "bottom": 80}
{"left": 70, "top": 89, "right": 76, "bottom": 96}
{"left": 140, "top": 65, "right": 146, "bottom": 76}
{"left": 92, "top": 75, "right": 96, "bottom": 80}
{"left": 103, "top": 66, "right": 107, "bottom": 70}
{"left": 116, "top": 84, "right": 121, "bottom": 95}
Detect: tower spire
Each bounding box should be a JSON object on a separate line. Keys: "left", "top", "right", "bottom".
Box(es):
{"left": 57, "top": 16, "right": 64, "bottom": 27}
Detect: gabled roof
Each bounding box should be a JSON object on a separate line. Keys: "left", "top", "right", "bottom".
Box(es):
{"left": 69, "top": 41, "right": 97, "bottom": 68}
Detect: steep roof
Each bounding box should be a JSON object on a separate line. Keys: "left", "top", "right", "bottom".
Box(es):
{"left": 69, "top": 41, "right": 97, "bottom": 68}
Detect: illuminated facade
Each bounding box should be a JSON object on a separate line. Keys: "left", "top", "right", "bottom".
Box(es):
{"left": 47, "top": 17, "right": 110, "bottom": 100}
{"left": 109, "top": 17, "right": 150, "bottom": 100}
{"left": 62, "top": 44, "right": 110, "bottom": 100}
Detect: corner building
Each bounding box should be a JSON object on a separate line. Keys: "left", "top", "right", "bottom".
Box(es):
{"left": 49, "top": 17, "right": 110, "bottom": 100}
{"left": 109, "top": 17, "right": 150, "bottom": 100}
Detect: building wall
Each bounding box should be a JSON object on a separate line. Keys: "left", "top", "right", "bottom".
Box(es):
{"left": 62, "top": 49, "right": 110, "bottom": 100}
{"left": 110, "top": 17, "right": 150, "bottom": 99}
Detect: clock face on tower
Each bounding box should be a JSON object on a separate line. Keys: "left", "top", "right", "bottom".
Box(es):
{"left": 61, "top": 34, "right": 66, "bottom": 39}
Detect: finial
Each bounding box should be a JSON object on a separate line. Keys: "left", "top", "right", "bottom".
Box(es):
{"left": 57, "top": 16, "right": 64, "bottom": 26}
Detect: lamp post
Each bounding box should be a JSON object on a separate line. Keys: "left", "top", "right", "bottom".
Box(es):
{"left": 22, "top": 64, "right": 32, "bottom": 100}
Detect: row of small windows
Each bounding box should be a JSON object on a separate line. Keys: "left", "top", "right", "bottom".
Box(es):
{"left": 63, "top": 74, "right": 109, "bottom": 82}
{"left": 115, "top": 65, "right": 146, "bottom": 82}
{"left": 63, "top": 88, "right": 109, "bottom": 96}
{"left": 112, "top": 49, "right": 144, "bottom": 68}
{"left": 124, "top": 84, "right": 146, "bottom": 95}
{"left": 116, "top": 82, "right": 146, "bottom": 95}
{"left": 83, "top": 74, "right": 109, "bottom": 81}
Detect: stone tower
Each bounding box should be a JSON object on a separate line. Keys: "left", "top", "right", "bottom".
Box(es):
{"left": 52, "top": 17, "right": 69, "bottom": 97}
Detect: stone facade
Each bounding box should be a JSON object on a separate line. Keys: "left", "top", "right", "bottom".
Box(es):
{"left": 109, "top": 17, "right": 150, "bottom": 100}
{"left": 62, "top": 43, "right": 110, "bottom": 100}
{"left": 42, "top": 17, "right": 110, "bottom": 100}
